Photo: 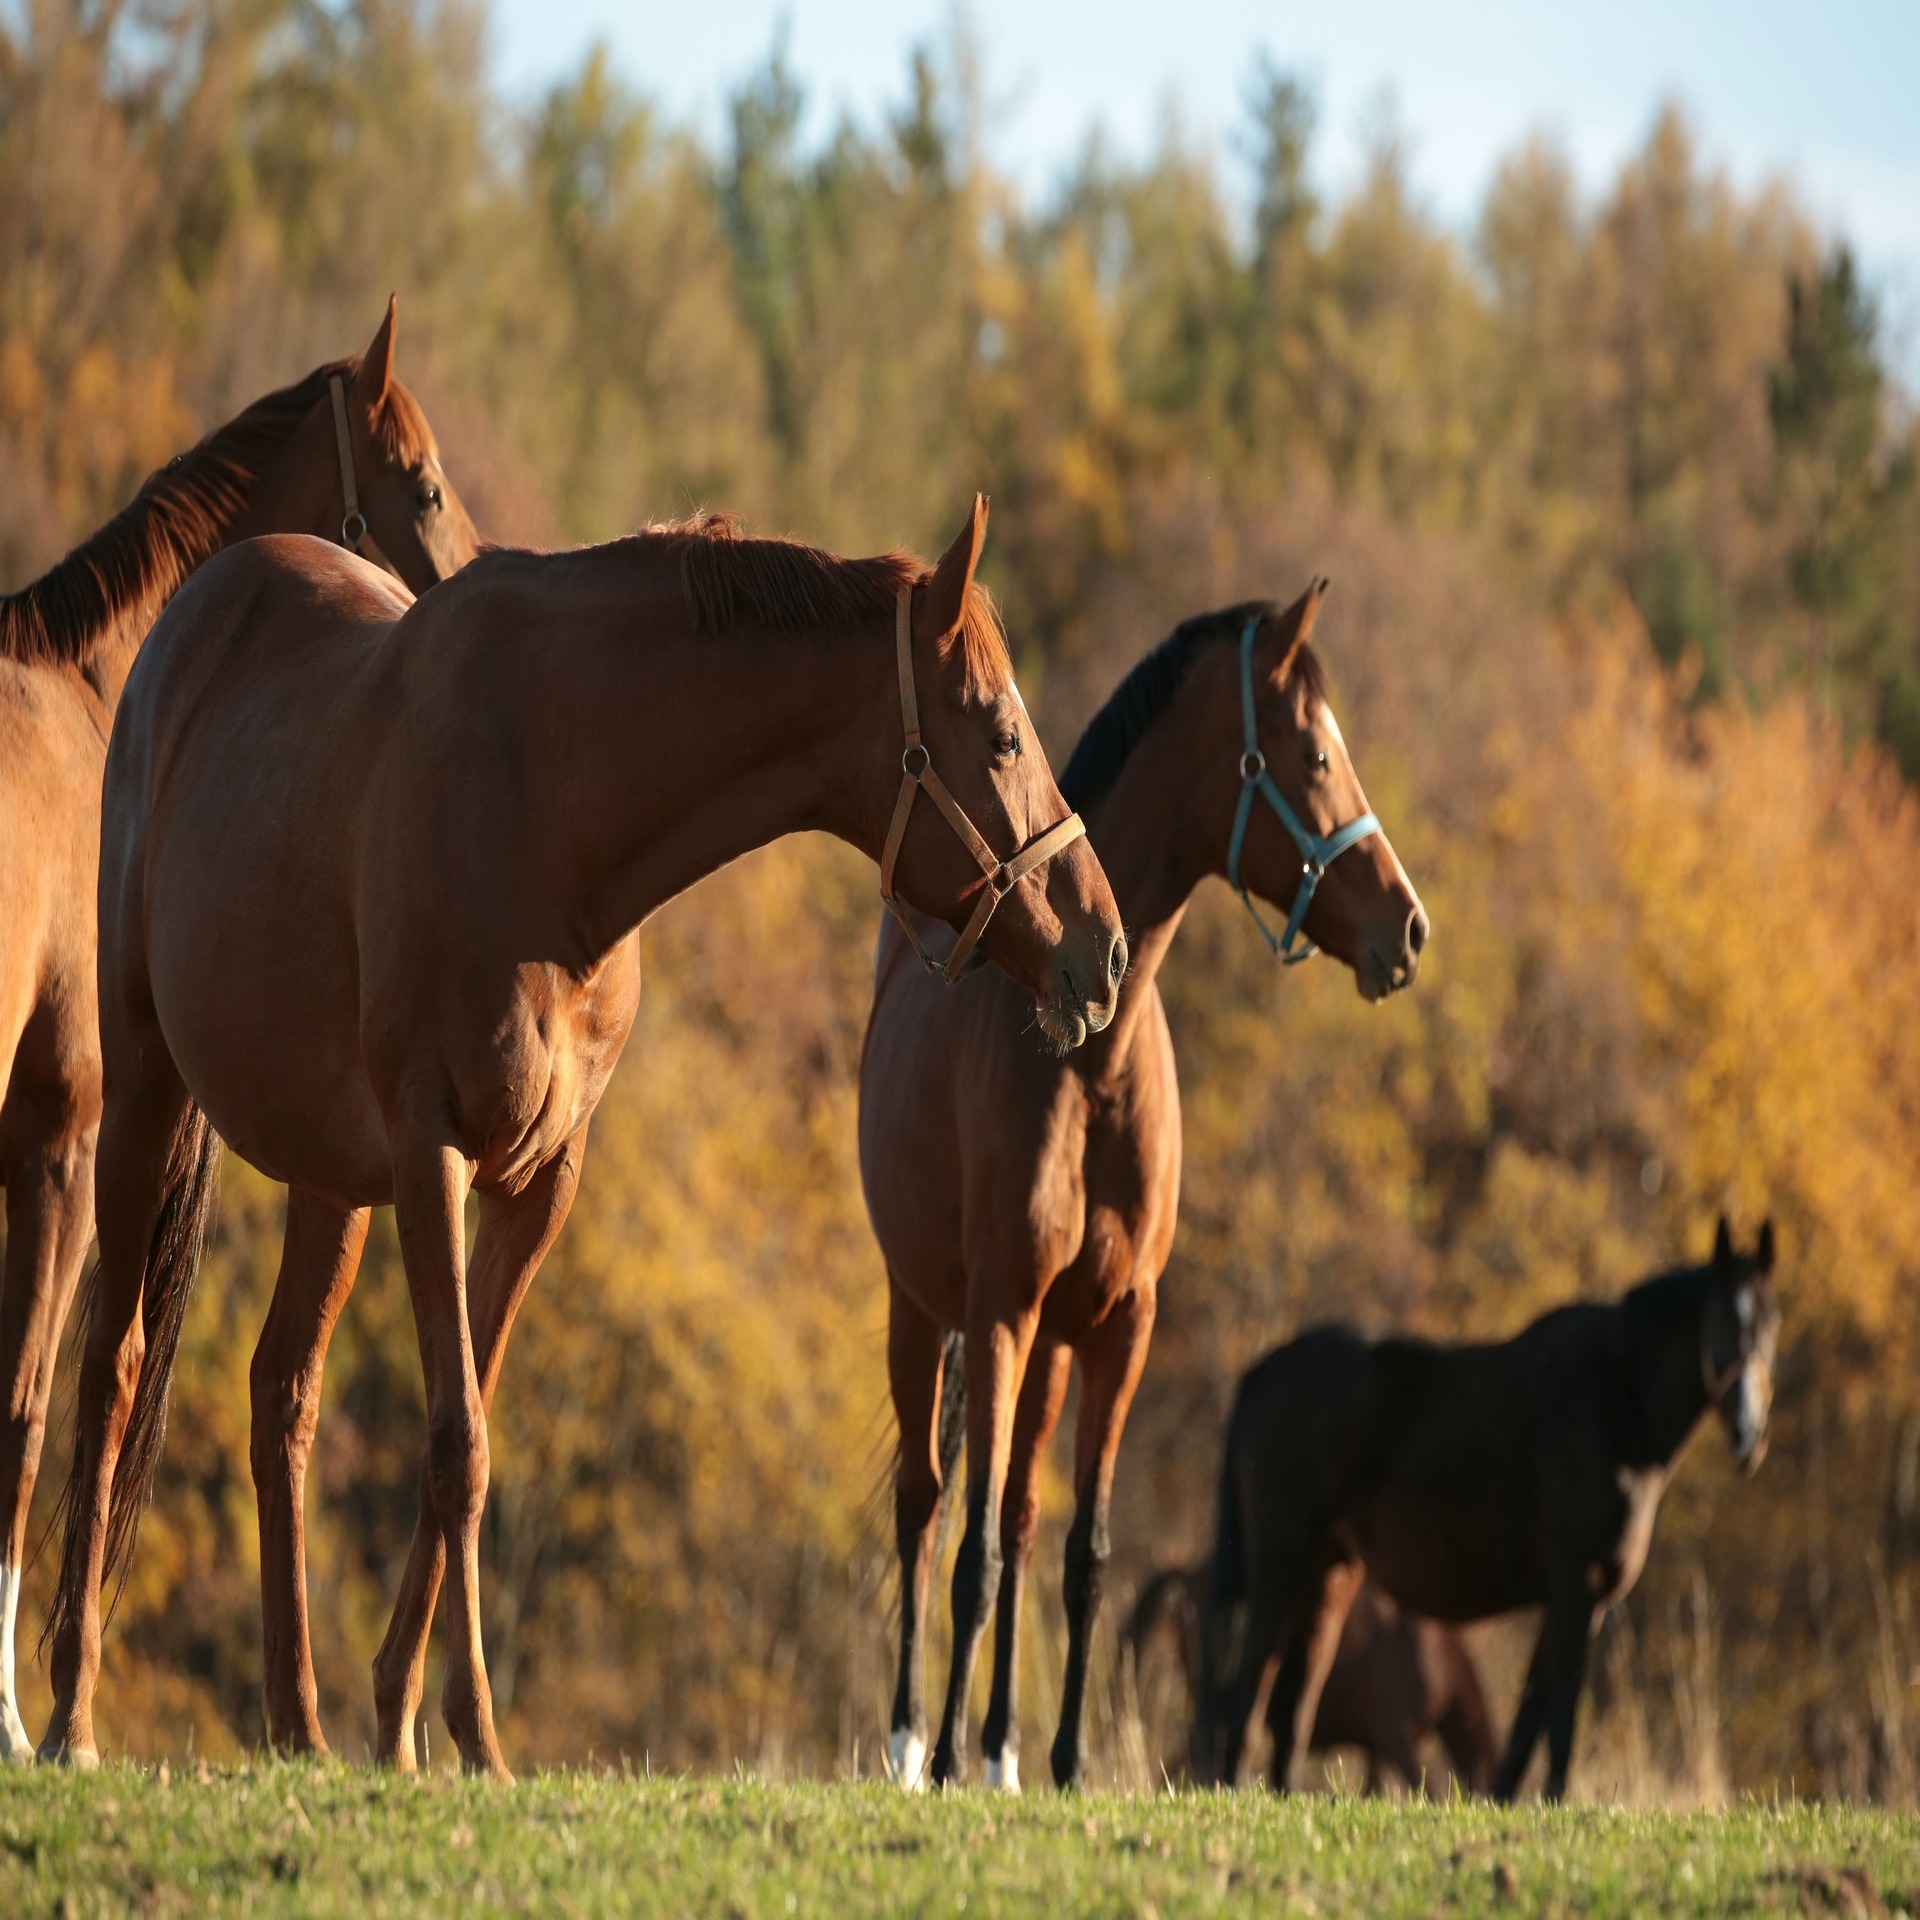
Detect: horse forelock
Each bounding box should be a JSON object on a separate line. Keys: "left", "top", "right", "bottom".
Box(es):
{"left": 370, "top": 376, "right": 435, "bottom": 469}
{"left": 1059, "top": 599, "right": 1328, "bottom": 815}
{"left": 0, "top": 357, "right": 380, "bottom": 670}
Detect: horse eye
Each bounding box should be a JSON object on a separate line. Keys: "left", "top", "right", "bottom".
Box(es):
{"left": 420, "top": 483, "right": 442, "bottom": 512}
{"left": 994, "top": 729, "right": 1019, "bottom": 759}
{"left": 1309, "top": 749, "right": 1329, "bottom": 775}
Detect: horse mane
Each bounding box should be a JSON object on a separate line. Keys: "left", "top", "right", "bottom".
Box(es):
{"left": 646, "top": 511, "right": 1012, "bottom": 694}
{"left": 1619, "top": 1262, "right": 1719, "bottom": 1340}
{"left": 1059, "top": 600, "right": 1329, "bottom": 815}
{"left": 0, "top": 361, "right": 429, "bottom": 671}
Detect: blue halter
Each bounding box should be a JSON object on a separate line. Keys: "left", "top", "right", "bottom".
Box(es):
{"left": 1225, "top": 615, "right": 1381, "bottom": 964}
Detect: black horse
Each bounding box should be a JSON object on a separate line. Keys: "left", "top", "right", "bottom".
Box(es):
{"left": 1197, "top": 1218, "right": 1779, "bottom": 1801}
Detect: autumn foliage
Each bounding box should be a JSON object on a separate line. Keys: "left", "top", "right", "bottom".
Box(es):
{"left": 3, "top": 0, "right": 1919, "bottom": 1796}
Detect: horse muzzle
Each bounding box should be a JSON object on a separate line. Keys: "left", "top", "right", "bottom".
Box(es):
{"left": 1360, "top": 904, "right": 1429, "bottom": 1002}
{"left": 1036, "top": 931, "right": 1127, "bottom": 1052}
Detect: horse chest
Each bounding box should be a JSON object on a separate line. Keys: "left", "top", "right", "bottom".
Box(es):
{"left": 1589, "top": 1467, "right": 1667, "bottom": 1603}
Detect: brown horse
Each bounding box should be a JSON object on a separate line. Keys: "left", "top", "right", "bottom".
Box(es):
{"left": 1125, "top": 1567, "right": 1497, "bottom": 1793}
{"left": 0, "top": 302, "right": 476, "bottom": 1761}
{"left": 860, "top": 586, "right": 1427, "bottom": 1791}
{"left": 40, "top": 496, "right": 1125, "bottom": 1775}
{"left": 1197, "top": 1219, "right": 1779, "bottom": 1801}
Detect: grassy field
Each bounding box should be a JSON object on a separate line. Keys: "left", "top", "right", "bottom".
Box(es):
{"left": 1, "top": 1765, "right": 1915, "bottom": 1918}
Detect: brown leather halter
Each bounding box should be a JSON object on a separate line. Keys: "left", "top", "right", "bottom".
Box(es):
{"left": 879, "top": 586, "right": 1087, "bottom": 983}
{"left": 328, "top": 375, "right": 370, "bottom": 554}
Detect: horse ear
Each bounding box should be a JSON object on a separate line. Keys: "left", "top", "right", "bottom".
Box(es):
{"left": 1274, "top": 577, "right": 1330, "bottom": 678}
{"left": 355, "top": 295, "right": 398, "bottom": 410}
{"left": 1757, "top": 1218, "right": 1775, "bottom": 1274}
{"left": 925, "top": 494, "right": 989, "bottom": 647}
{"left": 1713, "top": 1215, "right": 1734, "bottom": 1267}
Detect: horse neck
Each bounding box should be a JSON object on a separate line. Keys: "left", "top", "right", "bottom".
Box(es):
{"left": 8, "top": 407, "right": 329, "bottom": 718}
{"left": 1621, "top": 1275, "right": 1715, "bottom": 1468}
{"left": 1070, "top": 711, "right": 1220, "bottom": 1066}
{"left": 548, "top": 583, "right": 897, "bottom": 957}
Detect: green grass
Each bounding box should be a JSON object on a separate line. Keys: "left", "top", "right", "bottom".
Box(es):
{"left": 1, "top": 1765, "right": 1916, "bottom": 1918}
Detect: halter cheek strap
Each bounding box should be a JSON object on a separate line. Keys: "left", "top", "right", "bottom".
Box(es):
{"left": 879, "top": 588, "right": 1087, "bottom": 983}
{"left": 328, "top": 375, "right": 369, "bottom": 553}
{"left": 1226, "top": 614, "right": 1381, "bottom": 963}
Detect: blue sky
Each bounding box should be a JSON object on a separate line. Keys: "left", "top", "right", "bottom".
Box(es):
{"left": 487, "top": 0, "right": 1920, "bottom": 375}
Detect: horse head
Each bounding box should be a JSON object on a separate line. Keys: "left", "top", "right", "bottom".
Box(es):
{"left": 1705, "top": 1216, "right": 1780, "bottom": 1474}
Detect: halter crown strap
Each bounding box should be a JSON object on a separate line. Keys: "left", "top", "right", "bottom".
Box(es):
{"left": 879, "top": 587, "right": 1087, "bottom": 983}
{"left": 327, "top": 374, "right": 368, "bottom": 553}
{"left": 1225, "top": 613, "right": 1381, "bottom": 964}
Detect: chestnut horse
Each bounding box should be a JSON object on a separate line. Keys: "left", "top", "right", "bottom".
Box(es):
{"left": 860, "top": 585, "right": 1427, "bottom": 1790}
{"left": 0, "top": 302, "right": 476, "bottom": 1760}
{"left": 1124, "top": 1567, "right": 1497, "bottom": 1793}
{"left": 1198, "top": 1220, "right": 1779, "bottom": 1801}
{"left": 41, "top": 497, "right": 1124, "bottom": 1775}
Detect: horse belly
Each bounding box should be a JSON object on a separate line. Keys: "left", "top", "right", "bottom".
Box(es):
{"left": 140, "top": 766, "right": 390, "bottom": 1206}
{"left": 1353, "top": 1497, "right": 1542, "bottom": 1624}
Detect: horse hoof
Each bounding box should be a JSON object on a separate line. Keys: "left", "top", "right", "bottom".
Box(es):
{"left": 887, "top": 1728, "right": 928, "bottom": 1791}
{"left": 38, "top": 1742, "right": 99, "bottom": 1770}
{"left": 0, "top": 1708, "right": 34, "bottom": 1765}
{"left": 983, "top": 1751, "right": 1021, "bottom": 1793}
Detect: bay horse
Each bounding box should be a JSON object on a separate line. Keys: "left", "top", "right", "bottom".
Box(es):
{"left": 1197, "top": 1219, "right": 1780, "bottom": 1801}
{"left": 1125, "top": 1567, "right": 1497, "bottom": 1793}
{"left": 0, "top": 301, "right": 477, "bottom": 1761}
{"left": 40, "top": 496, "right": 1125, "bottom": 1776}
{"left": 860, "top": 585, "right": 1428, "bottom": 1791}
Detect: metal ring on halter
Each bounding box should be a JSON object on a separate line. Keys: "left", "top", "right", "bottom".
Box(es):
{"left": 902, "top": 742, "right": 931, "bottom": 779}
{"left": 341, "top": 511, "right": 367, "bottom": 551}
{"left": 1239, "top": 748, "right": 1266, "bottom": 780}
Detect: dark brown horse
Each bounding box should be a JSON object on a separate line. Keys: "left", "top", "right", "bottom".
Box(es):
{"left": 861, "top": 586, "right": 1427, "bottom": 1790}
{"left": 0, "top": 303, "right": 476, "bottom": 1760}
{"left": 41, "top": 496, "right": 1124, "bottom": 1775}
{"left": 1198, "top": 1219, "right": 1779, "bottom": 1801}
{"left": 1125, "top": 1567, "right": 1497, "bottom": 1793}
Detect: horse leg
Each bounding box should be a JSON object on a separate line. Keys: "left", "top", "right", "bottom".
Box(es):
{"left": 249, "top": 1189, "right": 370, "bottom": 1753}
{"left": 1492, "top": 1620, "right": 1552, "bottom": 1802}
{"left": 373, "top": 1130, "right": 585, "bottom": 1770}
{"left": 885, "top": 1281, "right": 949, "bottom": 1791}
{"left": 39, "top": 1048, "right": 188, "bottom": 1765}
{"left": 929, "top": 1306, "right": 1038, "bottom": 1787}
{"left": 1049, "top": 1292, "right": 1153, "bottom": 1790}
{"left": 383, "top": 1126, "right": 510, "bottom": 1777}
{"left": 0, "top": 1092, "right": 98, "bottom": 1761}
{"left": 1262, "top": 1560, "right": 1359, "bottom": 1790}
{"left": 1538, "top": 1591, "right": 1598, "bottom": 1803}
{"left": 980, "top": 1339, "right": 1072, "bottom": 1792}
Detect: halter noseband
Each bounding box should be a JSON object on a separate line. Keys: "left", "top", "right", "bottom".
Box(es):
{"left": 879, "top": 588, "right": 1088, "bottom": 983}
{"left": 327, "top": 375, "right": 369, "bottom": 553}
{"left": 1226, "top": 614, "right": 1381, "bottom": 963}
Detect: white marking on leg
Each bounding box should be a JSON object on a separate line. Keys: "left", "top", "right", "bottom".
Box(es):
{"left": 983, "top": 1749, "right": 1020, "bottom": 1793}
{"left": 888, "top": 1726, "right": 927, "bottom": 1791}
{"left": 0, "top": 1565, "right": 30, "bottom": 1761}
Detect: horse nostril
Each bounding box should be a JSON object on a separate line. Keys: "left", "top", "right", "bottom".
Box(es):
{"left": 1407, "top": 908, "right": 1429, "bottom": 958}
{"left": 1108, "top": 934, "right": 1129, "bottom": 990}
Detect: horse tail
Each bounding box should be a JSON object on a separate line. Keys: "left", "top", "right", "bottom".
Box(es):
{"left": 1434, "top": 1627, "right": 1499, "bottom": 1794}
{"left": 49, "top": 1102, "right": 223, "bottom": 1640}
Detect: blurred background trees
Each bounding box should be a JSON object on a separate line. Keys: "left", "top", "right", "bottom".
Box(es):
{"left": 4, "top": 0, "right": 1920, "bottom": 1797}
